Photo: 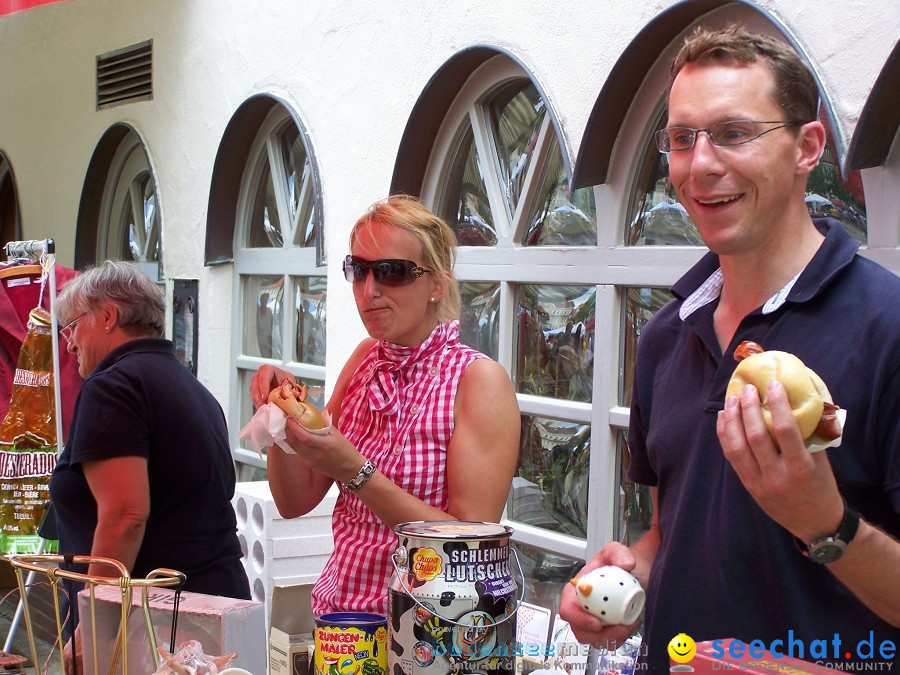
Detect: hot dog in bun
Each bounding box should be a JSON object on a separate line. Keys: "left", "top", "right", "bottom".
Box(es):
{"left": 726, "top": 341, "right": 841, "bottom": 446}
{"left": 268, "top": 378, "right": 326, "bottom": 430}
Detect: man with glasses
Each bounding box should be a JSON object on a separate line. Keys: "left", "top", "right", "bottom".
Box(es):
{"left": 561, "top": 25, "right": 900, "bottom": 671}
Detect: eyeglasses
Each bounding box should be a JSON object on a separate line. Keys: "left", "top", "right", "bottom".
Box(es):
{"left": 343, "top": 255, "right": 431, "bottom": 287}
{"left": 59, "top": 312, "right": 87, "bottom": 343}
{"left": 655, "top": 120, "right": 810, "bottom": 153}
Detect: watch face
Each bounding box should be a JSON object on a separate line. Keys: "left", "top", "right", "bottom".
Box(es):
{"left": 809, "top": 539, "right": 845, "bottom": 564}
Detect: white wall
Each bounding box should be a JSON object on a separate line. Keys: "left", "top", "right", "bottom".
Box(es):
{"left": 1, "top": 0, "right": 897, "bottom": 410}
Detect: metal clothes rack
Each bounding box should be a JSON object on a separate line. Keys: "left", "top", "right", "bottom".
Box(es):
{"left": 1, "top": 239, "right": 65, "bottom": 654}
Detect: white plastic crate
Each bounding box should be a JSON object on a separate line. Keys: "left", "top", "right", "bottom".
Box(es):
{"left": 232, "top": 482, "right": 337, "bottom": 616}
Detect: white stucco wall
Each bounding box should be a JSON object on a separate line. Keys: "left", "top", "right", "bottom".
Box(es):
{"left": 0, "top": 0, "right": 897, "bottom": 412}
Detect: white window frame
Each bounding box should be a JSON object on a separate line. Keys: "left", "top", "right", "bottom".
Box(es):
{"left": 420, "top": 54, "right": 708, "bottom": 564}
{"left": 96, "top": 129, "right": 162, "bottom": 282}
{"left": 230, "top": 105, "right": 326, "bottom": 474}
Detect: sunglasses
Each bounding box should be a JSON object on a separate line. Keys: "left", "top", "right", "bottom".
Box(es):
{"left": 343, "top": 255, "right": 431, "bottom": 287}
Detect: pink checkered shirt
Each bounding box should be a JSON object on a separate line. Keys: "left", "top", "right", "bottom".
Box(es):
{"left": 311, "top": 321, "right": 485, "bottom": 615}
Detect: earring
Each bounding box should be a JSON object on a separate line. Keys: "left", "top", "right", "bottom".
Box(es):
{"left": 430, "top": 298, "right": 436, "bottom": 303}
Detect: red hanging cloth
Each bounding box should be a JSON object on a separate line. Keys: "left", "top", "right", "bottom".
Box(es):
{"left": 0, "top": 260, "right": 82, "bottom": 440}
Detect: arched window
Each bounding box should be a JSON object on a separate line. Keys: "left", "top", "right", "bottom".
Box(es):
{"left": 230, "top": 103, "right": 325, "bottom": 481}
{"left": 415, "top": 53, "right": 599, "bottom": 599}
{"left": 77, "top": 125, "right": 162, "bottom": 281}
{"left": 0, "top": 153, "right": 22, "bottom": 247}
{"left": 99, "top": 131, "right": 161, "bottom": 278}
{"left": 437, "top": 78, "right": 596, "bottom": 249}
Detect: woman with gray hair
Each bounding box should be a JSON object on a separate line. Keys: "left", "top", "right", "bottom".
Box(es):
{"left": 49, "top": 261, "right": 250, "bottom": 646}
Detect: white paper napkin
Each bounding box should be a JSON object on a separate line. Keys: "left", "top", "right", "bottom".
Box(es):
{"left": 238, "top": 402, "right": 331, "bottom": 456}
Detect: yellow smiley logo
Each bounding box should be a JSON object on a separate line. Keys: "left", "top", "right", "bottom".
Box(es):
{"left": 667, "top": 633, "right": 697, "bottom": 664}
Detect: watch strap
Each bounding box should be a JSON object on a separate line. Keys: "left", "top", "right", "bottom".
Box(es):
{"left": 343, "top": 459, "right": 377, "bottom": 492}
{"left": 794, "top": 500, "right": 860, "bottom": 563}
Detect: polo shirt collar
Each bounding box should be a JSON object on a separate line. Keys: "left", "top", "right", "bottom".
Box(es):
{"left": 91, "top": 337, "right": 174, "bottom": 377}
{"left": 674, "top": 218, "right": 860, "bottom": 321}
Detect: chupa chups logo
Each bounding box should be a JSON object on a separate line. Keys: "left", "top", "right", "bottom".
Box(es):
{"left": 412, "top": 547, "right": 442, "bottom": 582}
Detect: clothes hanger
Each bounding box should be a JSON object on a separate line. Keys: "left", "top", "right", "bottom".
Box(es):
{"left": 0, "top": 263, "right": 43, "bottom": 279}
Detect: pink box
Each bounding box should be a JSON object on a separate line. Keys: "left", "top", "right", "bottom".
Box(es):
{"left": 78, "top": 585, "right": 266, "bottom": 674}
{"left": 688, "top": 639, "right": 832, "bottom": 674}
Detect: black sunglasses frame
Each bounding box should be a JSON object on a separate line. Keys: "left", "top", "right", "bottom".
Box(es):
{"left": 343, "top": 255, "right": 431, "bottom": 287}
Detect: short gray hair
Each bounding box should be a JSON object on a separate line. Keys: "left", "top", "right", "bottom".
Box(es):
{"left": 58, "top": 260, "right": 165, "bottom": 338}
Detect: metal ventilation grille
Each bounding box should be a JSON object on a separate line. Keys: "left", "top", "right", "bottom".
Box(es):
{"left": 96, "top": 40, "right": 152, "bottom": 110}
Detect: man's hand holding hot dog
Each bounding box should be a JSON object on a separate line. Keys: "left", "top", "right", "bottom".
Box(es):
{"left": 718, "top": 378, "right": 844, "bottom": 544}
{"left": 717, "top": 342, "right": 847, "bottom": 556}
{"left": 718, "top": 379, "right": 900, "bottom": 627}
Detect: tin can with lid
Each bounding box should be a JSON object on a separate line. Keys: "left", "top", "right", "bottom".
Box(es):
{"left": 314, "top": 612, "right": 387, "bottom": 675}
{"left": 388, "top": 521, "right": 519, "bottom": 674}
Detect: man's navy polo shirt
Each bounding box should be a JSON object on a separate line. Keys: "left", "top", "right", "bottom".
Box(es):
{"left": 627, "top": 220, "right": 900, "bottom": 673}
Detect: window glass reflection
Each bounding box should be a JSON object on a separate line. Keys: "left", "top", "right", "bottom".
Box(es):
{"left": 442, "top": 125, "right": 496, "bottom": 246}
{"left": 523, "top": 142, "right": 597, "bottom": 246}
{"left": 247, "top": 162, "right": 282, "bottom": 248}
{"left": 280, "top": 125, "right": 304, "bottom": 225}
{"left": 616, "top": 432, "right": 653, "bottom": 547}
{"left": 511, "top": 540, "right": 582, "bottom": 610}
{"left": 294, "top": 276, "right": 327, "bottom": 365}
{"left": 516, "top": 284, "right": 594, "bottom": 403}
{"left": 625, "top": 116, "right": 702, "bottom": 247}
{"left": 244, "top": 274, "right": 284, "bottom": 359}
{"left": 490, "top": 82, "right": 544, "bottom": 218}
{"left": 514, "top": 414, "right": 590, "bottom": 538}
{"left": 459, "top": 282, "right": 500, "bottom": 359}
{"left": 807, "top": 107, "right": 866, "bottom": 243}
{"left": 279, "top": 124, "right": 317, "bottom": 248}
{"left": 621, "top": 287, "right": 672, "bottom": 407}
{"left": 120, "top": 173, "right": 159, "bottom": 262}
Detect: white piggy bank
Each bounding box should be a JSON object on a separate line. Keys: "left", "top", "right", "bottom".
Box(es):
{"left": 570, "top": 565, "right": 646, "bottom": 626}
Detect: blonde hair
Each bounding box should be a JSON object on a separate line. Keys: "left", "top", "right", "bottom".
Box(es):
{"left": 349, "top": 195, "right": 461, "bottom": 323}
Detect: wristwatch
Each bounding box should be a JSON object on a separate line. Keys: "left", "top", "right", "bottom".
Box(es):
{"left": 795, "top": 501, "right": 860, "bottom": 564}
{"left": 343, "top": 459, "right": 377, "bottom": 492}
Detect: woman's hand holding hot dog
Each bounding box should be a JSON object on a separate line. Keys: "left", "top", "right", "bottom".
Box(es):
{"left": 249, "top": 364, "right": 294, "bottom": 408}
{"left": 249, "top": 363, "right": 363, "bottom": 483}
{"left": 280, "top": 412, "right": 366, "bottom": 485}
